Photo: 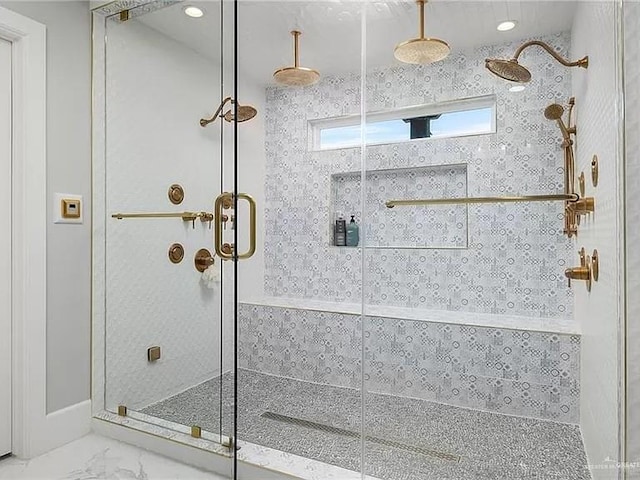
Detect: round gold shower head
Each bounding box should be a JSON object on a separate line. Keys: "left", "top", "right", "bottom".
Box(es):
{"left": 273, "top": 66, "right": 320, "bottom": 87}
{"left": 485, "top": 58, "right": 531, "bottom": 83}
{"left": 274, "top": 30, "right": 320, "bottom": 87}
{"left": 544, "top": 103, "right": 565, "bottom": 121}
{"left": 395, "top": 0, "right": 449, "bottom": 65}
{"left": 223, "top": 104, "right": 258, "bottom": 123}
{"left": 394, "top": 37, "right": 450, "bottom": 64}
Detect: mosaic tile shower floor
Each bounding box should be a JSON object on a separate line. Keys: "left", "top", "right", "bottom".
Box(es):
{"left": 141, "top": 369, "right": 591, "bottom": 480}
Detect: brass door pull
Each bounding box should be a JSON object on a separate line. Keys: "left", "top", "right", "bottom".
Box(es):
{"left": 214, "top": 192, "right": 257, "bottom": 261}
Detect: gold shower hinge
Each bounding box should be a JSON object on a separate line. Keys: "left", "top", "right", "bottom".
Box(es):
{"left": 119, "top": 10, "right": 130, "bottom": 22}
{"left": 118, "top": 405, "right": 127, "bottom": 417}
{"left": 191, "top": 425, "right": 202, "bottom": 438}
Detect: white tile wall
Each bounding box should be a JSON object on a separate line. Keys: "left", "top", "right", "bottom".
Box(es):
{"left": 103, "top": 19, "right": 225, "bottom": 410}
{"left": 570, "top": 2, "right": 625, "bottom": 476}
{"left": 264, "top": 32, "right": 575, "bottom": 322}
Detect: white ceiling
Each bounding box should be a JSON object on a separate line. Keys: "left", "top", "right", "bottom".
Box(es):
{"left": 137, "top": 1, "right": 577, "bottom": 85}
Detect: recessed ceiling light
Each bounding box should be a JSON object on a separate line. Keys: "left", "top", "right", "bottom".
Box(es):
{"left": 184, "top": 6, "right": 204, "bottom": 18}
{"left": 497, "top": 21, "right": 516, "bottom": 32}
{"left": 509, "top": 85, "right": 526, "bottom": 92}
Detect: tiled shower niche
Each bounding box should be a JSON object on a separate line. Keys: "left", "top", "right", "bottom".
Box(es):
{"left": 331, "top": 164, "right": 468, "bottom": 249}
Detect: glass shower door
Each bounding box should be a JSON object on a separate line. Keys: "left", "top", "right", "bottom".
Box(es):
{"left": 98, "top": 0, "right": 236, "bottom": 465}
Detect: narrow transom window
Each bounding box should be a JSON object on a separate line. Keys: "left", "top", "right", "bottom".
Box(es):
{"left": 310, "top": 95, "right": 496, "bottom": 151}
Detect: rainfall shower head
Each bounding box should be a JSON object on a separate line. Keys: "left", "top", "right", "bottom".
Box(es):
{"left": 394, "top": 0, "right": 449, "bottom": 65}
{"left": 200, "top": 97, "right": 257, "bottom": 127}
{"left": 484, "top": 58, "right": 531, "bottom": 83}
{"left": 273, "top": 31, "right": 320, "bottom": 87}
{"left": 485, "top": 40, "right": 588, "bottom": 84}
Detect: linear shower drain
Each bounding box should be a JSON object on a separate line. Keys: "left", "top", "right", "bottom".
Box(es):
{"left": 261, "top": 411, "right": 461, "bottom": 462}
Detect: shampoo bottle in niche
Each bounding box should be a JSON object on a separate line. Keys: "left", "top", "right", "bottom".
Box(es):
{"left": 334, "top": 214, "right": 346, "bottom": 246}
{"left": 346, "top": 215, "right": 359, "bottom": 247}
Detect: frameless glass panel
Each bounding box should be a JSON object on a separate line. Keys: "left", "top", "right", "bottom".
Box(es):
{"left": 362, "top": 1, "right": 624, "bottom": 479}
{"left": 234, "top": 1, "right": 364, "bottom": 477}
{"left": 101, "top": 0, "right": 232, "bottom": 450}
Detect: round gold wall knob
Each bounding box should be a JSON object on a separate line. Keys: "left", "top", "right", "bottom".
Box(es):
{"left": 168, "top": 243, "right": 184, "bottom": 264}
{"left": 168, "top": 184, "right": 185, "bottom": 205}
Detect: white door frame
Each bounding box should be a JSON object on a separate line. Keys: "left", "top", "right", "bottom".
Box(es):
{"left": 0, "top": 7, "right": 47, "bottom": 459}
{"left": 0, "top": 35, "right": 11, "bottom": 459}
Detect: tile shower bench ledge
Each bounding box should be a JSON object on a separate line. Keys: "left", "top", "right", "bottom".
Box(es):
{"left": 240, "top": 297, "right": 580, "bottom": 335}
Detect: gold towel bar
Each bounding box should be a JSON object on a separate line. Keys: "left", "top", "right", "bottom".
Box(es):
{"left": 385, "top": 193, "right": 579, "bottom": 208}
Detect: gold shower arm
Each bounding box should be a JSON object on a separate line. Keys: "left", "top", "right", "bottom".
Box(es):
{"left": 200, "top": 96, "right": 234, "bottom": 127}
{"left": 512, "top": 41, "right": 588, "bottom": 69}
{"left": 385, "top": 193, "right": 579, "bottom": 208}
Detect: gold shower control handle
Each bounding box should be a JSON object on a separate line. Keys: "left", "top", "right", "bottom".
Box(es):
{"left": 570, "top": 197, "right": 595, "bottom": 216}
{"left": 565, "top": 258, "right": 592, "bottom": 292}
{"left": 214, "top": 192, "right": 257, "bottom": 261}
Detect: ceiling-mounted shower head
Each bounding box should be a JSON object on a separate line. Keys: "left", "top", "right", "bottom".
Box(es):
{"left": 394, "top": 0, "right": 450, "bottom": 65}
{"left": 273, "top": 30, "right": 320, "bottom": 87}
{"left": 200, "top": 97, "right": 257, "bottom": 127}
{"left": 484, "top": 58, "right": 531, "bottom": 83}
{"left": 485, "top": 40, "right": 588, "bottom": 84}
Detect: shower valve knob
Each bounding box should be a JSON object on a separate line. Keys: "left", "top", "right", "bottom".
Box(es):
{"left": 565, "top": 257, "right": 592, "bottom": 292}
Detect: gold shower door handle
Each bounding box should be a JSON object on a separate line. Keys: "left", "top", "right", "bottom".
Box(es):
{"left": 214, "top": 192, "right": 256, "bottom": 261}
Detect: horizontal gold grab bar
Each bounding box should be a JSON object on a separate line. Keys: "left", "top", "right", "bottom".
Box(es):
{"left": 385, "top": 193, "right": 579, "bottom": 208}
{"left": 111, "top": 211, "right": 213, "bottom": 221}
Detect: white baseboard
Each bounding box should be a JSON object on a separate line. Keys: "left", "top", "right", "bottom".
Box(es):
{"left": 32, "top": 399, "right": 92, "bottom": 457}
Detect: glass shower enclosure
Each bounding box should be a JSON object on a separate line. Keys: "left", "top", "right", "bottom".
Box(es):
{"left": 92, "top": 1, "right": 626, "bottom": 479}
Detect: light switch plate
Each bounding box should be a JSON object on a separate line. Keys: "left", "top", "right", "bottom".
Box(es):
{"left": 53, "top": 193, "right": 83, "bottom": 224}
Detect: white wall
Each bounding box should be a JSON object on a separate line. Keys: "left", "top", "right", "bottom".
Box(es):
{"left": 571, "top": 2, "right": 624, "bottom": 475}
{"left": 624, "top": 0, "right": 640, "bottom": 467}
{"left": 0, "top": 1, "right": 91, "bottom": 414}
{"left": 103, "top": 18, "right": 224, "bottom": 410}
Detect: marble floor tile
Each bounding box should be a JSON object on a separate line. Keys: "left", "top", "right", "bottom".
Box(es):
{"left": 0, "top": 434, "right": 228, "bottom": 480}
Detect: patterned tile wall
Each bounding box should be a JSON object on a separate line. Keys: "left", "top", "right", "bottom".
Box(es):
{"left": 331, "top": 165, "right": 468, "bottom": 248}
{"left": 238, "top": 303, "right": 580, "bottom": 423}
{"left": 264, "top": 32, "right": 575, "bottom": 321}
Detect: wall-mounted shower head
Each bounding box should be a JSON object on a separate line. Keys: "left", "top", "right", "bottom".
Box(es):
{"left": 223, "top": 105, "right": 258, "bottom": 123}
{"left": 484, "top": 58, "right": 531, "bottom": 83}
{"left": 485, "top": 40, "right": 588, "bottom": 84}
{"left": 200, "top": 96, "right": 257, "bottom": 127}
